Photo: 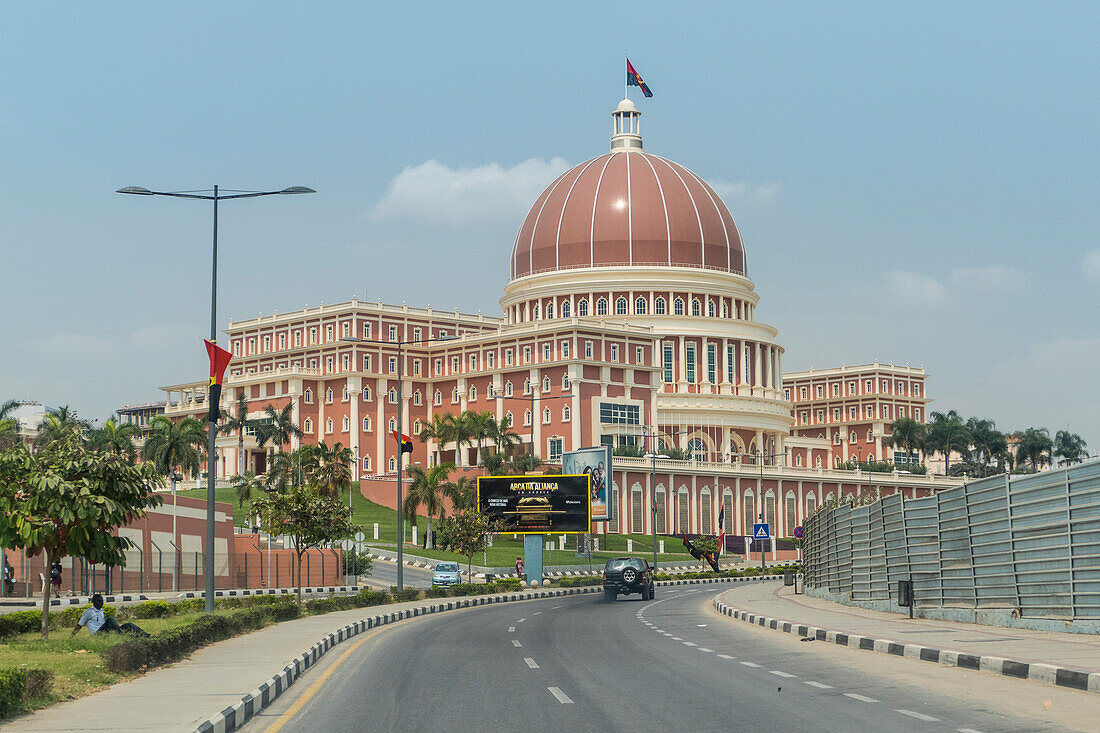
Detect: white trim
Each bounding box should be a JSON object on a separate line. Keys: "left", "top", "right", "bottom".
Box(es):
{"left": 589, "top": 154, "right": 616, "bottom": 267}
{"left": 637, "top": 153, "right": 672, "bottom": 265}
{"left": 652, "top": 156, "right": 706, "bottom": 268}
{"left": 554, "top": 156, "right": 604, "bottom": 273}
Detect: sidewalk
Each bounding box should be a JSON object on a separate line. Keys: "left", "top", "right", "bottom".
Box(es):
{"left": 718, "top": 581, "right": 1100, "bottom": 678}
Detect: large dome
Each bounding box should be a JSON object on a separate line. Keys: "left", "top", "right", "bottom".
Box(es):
{"left": 509, "top": 150, "right": 746, "bottom": 281}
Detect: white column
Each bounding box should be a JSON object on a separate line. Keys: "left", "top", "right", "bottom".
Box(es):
{"left": 754, "top": 343, "right": 762, "bottom": 388}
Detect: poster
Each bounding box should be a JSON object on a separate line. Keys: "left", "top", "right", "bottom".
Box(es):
{"left": 562, "top": 445, "right": 613, "bottom": 522}
{"left": 477, "top": 475, "right": 591, "bottom": 534}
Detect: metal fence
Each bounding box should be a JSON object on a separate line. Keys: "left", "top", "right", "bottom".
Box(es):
{"left": 802, "top": 460, "right": 1100, "bottom": 620}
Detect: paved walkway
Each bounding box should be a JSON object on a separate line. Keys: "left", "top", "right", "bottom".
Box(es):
{"left": 719, "top": 581, "right": 1100, "bottom": 673}
{"left": 1, "top": 593, "right": 512, "bottom": 732}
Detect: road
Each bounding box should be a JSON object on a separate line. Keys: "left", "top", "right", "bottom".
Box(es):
{"left": 245, "top": 582, "right": 1097, "bottom": 732}
{"left": 357, "top": 557, "right": 434, "bottom": 589}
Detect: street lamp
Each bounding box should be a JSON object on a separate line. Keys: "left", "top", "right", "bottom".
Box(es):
{"left": 732, "top": 447, "right": 788, "bottom": 578}
{"left": 341, "top": 332, "right": 457, "bottom": 591}
{"left": 633, "top": 427, "right": 686, "bottom": 573}
{"left": 118, "top": 184, "right": 314, "bottom": 612}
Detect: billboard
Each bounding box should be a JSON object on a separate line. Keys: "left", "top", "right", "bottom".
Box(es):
{"left": 562, "top": 446, "right": 613, "bottom": 522}
{"left": 477, "top": 475, "right": 591, "bottom": 534}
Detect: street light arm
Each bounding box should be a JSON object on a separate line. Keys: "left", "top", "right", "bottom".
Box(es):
{"left": 117, "top": 188, "right": 215, "bottom": 200}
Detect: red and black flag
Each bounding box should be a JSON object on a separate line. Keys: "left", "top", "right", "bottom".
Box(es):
{"left": 682, "top": 533, "right": 702, "bottom": 561}
{"left": 716, "top": 505, "right": 726, "bottom": 558}
{"left": 626, "top": 58, "right": 653, "bottom": 98}
{"left": 392, "top": 429, "right": 414, "bottom": 454}
{"left": 204, "top": 339, "right": 233, "bottom": 422}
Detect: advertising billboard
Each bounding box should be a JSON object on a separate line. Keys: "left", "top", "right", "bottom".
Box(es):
{"left": 562, "top": 446, "right": 613, "bottom": 522}
{"left": 476, "top": 475, "right": 591, "bottom": 534}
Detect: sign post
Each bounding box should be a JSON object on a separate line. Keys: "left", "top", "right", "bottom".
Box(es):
{"left": 753, "top": 523, "right": 770, "bottom": 580}
{"left": 523, "top": 534, "right": 543, "bottom": 587}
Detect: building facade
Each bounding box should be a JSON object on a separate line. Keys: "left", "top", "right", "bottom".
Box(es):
{"left": 161, "top": 99, "right": 960, "bottom": 537}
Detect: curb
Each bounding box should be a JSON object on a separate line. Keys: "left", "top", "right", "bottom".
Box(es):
{"left": 195, "top": 574, "right": 785, "bottom": 732}
{"left": 711, "top": 596, "right": 1100, "bottom": 695}
{"left": 177, "top": 586, "right": 362, "bottom": 600}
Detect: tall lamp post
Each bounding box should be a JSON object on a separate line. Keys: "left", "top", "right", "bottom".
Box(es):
{"left": 341, "top": 332, "right": 457, "bottom": 591}
{"left": 118, "top": 184, "right": 315, "bottom": 612}
{"left": 635, "top": 427, "right": 687, "bottom": 572}
{"left": 732, "top": 447, "right": 788, "bottom": 578}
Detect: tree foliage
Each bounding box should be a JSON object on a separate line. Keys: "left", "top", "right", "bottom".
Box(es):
{"left": 143, "top": 415, "right": 205, "bottom": 478}
{"left": 89, "top": 418, "right": 141, "bottom": 462}
{"left": 435, "top": 507, "right": 502, "bottom": 578}
{"left": 403, "top": 462, "right": 453, "bottom": 548}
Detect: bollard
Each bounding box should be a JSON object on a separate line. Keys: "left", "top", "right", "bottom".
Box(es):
{"left": 659, "top": 540, "right": 664, "bottom": 554}
{"left": 559, "top": 535, "right": 565, "bottom": 551}
{"left": 373, "top": 523, "right": 379, "bottom": 540}
{"left": 627, "top": 539, "right": 633, "bottom": 553}
{"left": 412, "top": 525, "right": 418, "bottom": 546}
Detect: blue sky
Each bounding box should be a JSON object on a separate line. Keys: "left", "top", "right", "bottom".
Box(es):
{"left": 2, "top": 2, "right": 1097, "bottom": 448}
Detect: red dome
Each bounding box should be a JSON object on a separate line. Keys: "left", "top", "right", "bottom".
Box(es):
{"left": 510, "top": 152, "right": 746, "bottom": 281}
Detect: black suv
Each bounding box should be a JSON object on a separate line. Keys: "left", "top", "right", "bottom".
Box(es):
{"left": 602, "top": 557, "right": 655, "bottom": 602}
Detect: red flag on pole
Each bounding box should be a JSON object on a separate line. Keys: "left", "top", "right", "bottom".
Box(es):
{"left": 204, "top": 339, "right": 232, "bottom": 422}
{"left": 392, "top": 429, "right": 414, "bottom": 454}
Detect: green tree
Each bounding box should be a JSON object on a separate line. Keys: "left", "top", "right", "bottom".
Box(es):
{"left": 0, "top": 401, "right": 20, "bottom": 451}
{"left": 451, "top": 412, "right": 477, "bottom": 467}
{"left": 0, "top": 436, "right": 162, "bottom": 637}
{"left": 231, "top": 471, "right": 265, "bottom": 509}
{"left": 143, "top": 415, "right": 206, "bottom": 478}
{"left": 252, "top": 485, "right": 356, "bottom": 604}
{"left": 438, "top": 507, "right": 502, "bottom": 579}
{"left": 89, "top": 418, "right": 141, "bottom": 462}
{"left": 924, "top": 410, "right": 971, "bottom": 474}
{"left": 885, "top": 417, "right": 926, "bottom": 462}
{"left": 1015, "top": 427, "right": 1053, "bottom": 471}
{"left": 218, "top": 393, "right": 251, "bottom": 475}
{"left": 403, "top": 462, "right": 453, "bottom": 548}
{"left": 443, "top": 475, "right": 479, "bottom": 512}
{"left": 256, "top": 402, "right": 302, "bottom": 457}
{"left": 1054, "top": 430, "right": 1088, "bottom": 466}
{"left": 486, "top": 414, "right": 522, "bottom": 457}
{"left": 418, "top": 413, "right": 456, "bottom": 466}
{"left": 34, "top": 406, "right": 90, "bottom": 449}
{"left": 966, "top": 417, "right": 1007, "bottom": 468}
{"left": 305, "top": 441, "right": 353, "bottom": 499}
{"left": 267, "top": 444, "right": 313, "bottom": 494}
{"left": 462, "top": 410, "right": 494, "bottom": 467}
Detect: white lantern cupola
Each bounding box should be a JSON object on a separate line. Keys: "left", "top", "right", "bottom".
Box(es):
{"left": 610, "top": 98, "right": 642, "bottom": 151}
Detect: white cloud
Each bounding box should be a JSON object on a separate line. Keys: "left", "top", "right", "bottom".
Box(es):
{"left": 877, "top": 265, "right": 1025, "bottom": 307}
{"left": 707, "top": 179, "right": 782, "bottom": 207}
{"left": 947, "top": 265, "right": 1025, "bottom": 291}
{"left": 1084, "top": 249, "right": 1100, "bottom": 283}
{"left": 372, "top": 157, "right": 572, "bottom": 227}
{"left": 881, "top": 270, "right": 947, "bottom": 305}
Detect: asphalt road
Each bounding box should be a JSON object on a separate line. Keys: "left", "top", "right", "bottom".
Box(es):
{"left": 358, "top": 557, "right": 434, "bottom": 589}
{"left": 245, "top": 584, "right": 1095, "bottom": 733}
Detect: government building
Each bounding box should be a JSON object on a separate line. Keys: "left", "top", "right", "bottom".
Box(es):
{"left": 160, "top": 99, "right": 959, "bottom": 540}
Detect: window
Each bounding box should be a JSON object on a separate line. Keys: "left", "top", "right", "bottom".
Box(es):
{"left": 542, "top": 376, "right": 551, "bottom": 392}
{"left": 411, "top": 327, "right": 421, "bottom": 342}
{"left": 585, "top": 341, "right": 593, "bottom": 359}
{"left": 615, "top": 297, "right": 628, "bottom": 315}
{"left": 635, "top": 297, "right": 647, "bottom": 315}
{"left": 691, "top": 299, "right": 701, "bottom": 316}
{"left": 913, "top": 384, "right": 921, "bottom": 397}
{"left": 898, "top": 406, "right": 906, "bottom": 418}
{"left": 849, "top": 431, "right": 857, "bottom": 443}
{"left": 303, "top": 418, "right": 313, "bottom": 433}
{"left": 849, "top": 406, "right": 857, "bottom": 419}
{"left": 325, "top": 418, "right": 333, "bottom": 433}
{"left": 848, "top": 381, "right": 856, "bottom": 395}
{"left": 263, "top": 335, "right": 271, "bottom": 352}
{"left": 561, "top": 301, "right": 571, "bottom": 317}
{"left": 342, "top": 354, "right": 350, "bottom": 372}
{"left": 632, "top": 488, "right": 645, "bottom": 534}
{"left": 342, "top": 322, "right": 350, "bottom": 338}
{"left": 833, "top": 407, "right": 840, "bottom": 421}
{"left": 388, "top": 388, "right": 397, "bottom": 403}
{"left": 309, "top": 328, "right": 317, "bottom": 345}
{"left": 233, "top": 340, "right": 241, "bottom": 356}
{"left": 914, "top": 408, "right": 921, "bottom": 420}
{"left": 727, "top": 345, "right": 735, "bottom": 384}
{"left": 505, "top": 410, "right": 513, "bottom": 427}
{"left": 543, "top": 408, "right": 551, "bottom": 424}
{"left": 577, "top": 299, "right": 589, "bottom": 316}
{"left": 765, "top": 493, "right": 776, "bottom": 531}
{"left": 897, "top": 381, "right": 906, "bottom": 395}
{"left": 707, "top": 343, "right": 717, "bottom": 384}
{"left": 362, "top": 455, "right": 371, "bottom": 471}
{"left": 389, "top": 357, "right": 398, "bottom": 374}
{"left": 866, "top": 429, "right": 874, "bottom": 443}
{"left": 832, "top": 383, "right": 840, "bottom": 397}
{"left": 362, "top": 323, "right": 372, "bottom": 339}
{"left": 806, "top": 493, "right": 817, "bottom": 516}
{"left": 701, "top": 489, "right": 712, "bottom": 533}
{"left": 363, "top": 385, "right": 372, "bottom": 401}
{"left": 451, "top": 388, "right": 459, "bottom": 403}
{"left": 469, "top": 354, "right": 478, "bottom": 371}
{"left": 866, "top": 405, "right": 874, "bottom": 419}
{"left": 561, "top": 341, "right": 570, "bottom": 359}
{"left": 389, "top": 457, "right": 397, "bottom": 472}
{"left": 721, "top": 302, "right": 728, "bottom": 318}
{"left": 743, "top": 345, "right": 751, "bottom": 383}
{"left": 487, "top": 352, "right": 495, "bottom": 368}
{"left": 326, "top": 356, "right": 334, "bottom": 373}
{"left": 548, "top": 438, "right": 563, "bottom": 461}
{"left": 342, "top": 415, "right": 350, "bottom": 431}
{"left": 388, "top": 325, "right": 397, "bottom": 341}
{"left": 542, "top": 343, "right": 551, "bottom": 361}
{"left": 795, "top": 454, "right": 803, "bottom": 467}
{"left": 523, "top": 346, "right": 531, "bottom": 364}
{"left": 248, "top": 338, "right": 255, "bottom": 354}
{"left": 816, "top": 409, "right": 824, "bottom": 423}
{"left": 562, "top": 405, "right": 571, "bottom": 421}
{"left": 816, "top": 385, "right": 823, "bottom": 399}
{"left": 743, "top": 492, "right": 755, "bottom": 535}
{"left": 596, "top": 298, "right": 608, "bottom": 316}
{"left": 598, "top": 403, "right": 640, "bottom": 425}
{"left": 786, "top": 494, "right": 797, "bottom": 536}
{"left": 413, "top": 360, "right": 421, "bottom": 377}
{"left": 674, "top": 298, "right": 685, "bottom": 315}
{"left": 469, "top": 386, "right": 477, "bottom": 401}
{"left": 434, "top": 390, "right": 442, "bottom": 406}
{"left": 325, "top": 388, "right": 334, "bottom": 403}
{"left": 523, "top": 378, "right": 531, "bottom": 395}
{"left": 834, "top": 433, "right": 841, "bottom": 444}
{"left": 363, "top": 416, "right": 372, "bottom": 431}
{"left": 388, "top": 417, "right": 397, "bottom": 432}
{"left": 706, "top": 300, "right": 716, "bottom": 317}
{"left": 636, "top": 346, "right": 644, "bottom": 364}
{"left": 523, "top": 409, "right": 532, "bottom": 427}
{"left": 304, "top": 388, "right": 313, "bottom": 404}
{"left": 881, "top": 379, "right": 889, "bottom": 393}
{"left": 452, "top": 356, "right": 460, "bottom": 373}
{"left": 362, "top": 354, "right": 373, "bottom": 372}
{"left": 342, "top": 385, "right": 350, "bottom": 401}
{"left": 294, "top": 331, "right": 302, "bottom": 347}
{"left": 326, "top": 325, "right": 334, "bottom": 342}
{"left": 800, "top": 411, "right": 808, "bottom": 424}
{"left": 685, "top": 344, "right": 696, "bottom": 383}
{"left": 799, "top": 387, "right": 807, "bottom": 400}
{"left": 784, "top": 388, "right": 791, "bottom": 401}
{"left": 610, "top": 344, "right": 619, "bottom": 362}
{"left": 655, "top": 297, "right": 667, "bottom": 315}
{"left": 865, "top": 379, "right": 873, "bottom": 393}
{"left": 505, "top": 381, "right": 513, "bottom": 397}
{"left": 413, "top": 390, "right": 422, "bottom": 406}
{"left": 505, "top": 349, "right": 513, "bottom": 366}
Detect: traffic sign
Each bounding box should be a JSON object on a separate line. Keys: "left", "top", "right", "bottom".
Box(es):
{"left": 793, "top": 526, "right": 803, "bottom": 539}
{"left": 753, "top": 523, "right": 770, "bottom": 540}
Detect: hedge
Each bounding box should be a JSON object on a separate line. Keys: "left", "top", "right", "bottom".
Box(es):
{"left": 0, "top": 670, "right": 25, "bottom": 719}
{"left": 559, "top": 576, "right": 602, "bottom": 587}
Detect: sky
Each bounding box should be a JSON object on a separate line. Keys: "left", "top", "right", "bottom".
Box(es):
{"left": 2, "top": 2, "right": 1097, "bottom": 448}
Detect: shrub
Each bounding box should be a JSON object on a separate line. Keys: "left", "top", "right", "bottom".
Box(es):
{"left": 559, "top": 576, "right": 602, "bottom": 587}
{"left": 389, "top": 587, "right": 421, "bottom": 603}
{"left": 0, "top": 669, "right": 26, "bottom": 718}
{"left": 344, "top": 550, "right": 373, "bottom": 576}
{"left": 424, "top": 587, "right": 451, "bottom": 599}
{"left": 22, "top": 670, "right": 53, "bottom": 700}
{"left": 129, "top": 601, "right": 172, "bottom": 619}
{"left": 355, "top": 589, "right": 391, "bottom": 607}
{"left": 494, "top": 578, "right": 522, "bottom": 591}
{"left": 53, "top": 604, "right": 115, "bottom": 629}
{"left": 0, "top": 610, "right": 41, "bottom": 639}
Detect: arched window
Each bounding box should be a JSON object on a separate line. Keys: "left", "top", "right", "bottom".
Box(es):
{"left": 546, "top": 302, "right": 555, "bottom": 319}
{"left": 806, "top": 493, "right": 817, "bottom": 517}
{"left": 700, "top": 488, "right": 712, "bottom": 534}
{"left": 561, "top": 301, "right": 571, "bottom": 317}
{"left": 342, "top": 416, "right": 349, "bottom": 431}
{"left": 542, "top": 376, "right": 551, "bottom": 392}
{"left": 388, "top": 417, "right": 397, "bottom": 432}
{"left": 505, "top": 411, "right": 514, "bottom": 427}
{"left": 362, "top": 455, "right": 371, "bottom": 471}
{"left": 631, "top": 487, "right": 644, "bottom": 534}
{"left": 674, "top": 298, "right": 685, "bottom": 315}
{"left": 795, "top": 454, "right": 803, "bottom": 467}
{"left": 723, "top": 490, "right": 734, "bottom": 533}
{"left": 615, "top": 297, "right": 628, "bottom": 315}
{"left": 469, "top": 385, "right": 477, "bottom": 401}
{"left": 678, "top": 488, "right": 690, "bottom": 533}
{"left": 707, "top": 301, "right": 715, "bottom": 318}
{"left": 655, "top": 297, "right": 667, "bottom": 315}
{"left": 304, "top": 388, "right": 313, "bottom": 404}
{"left": 785, "top": 492, "right": 798, "bottom": 536}
{"left": 523, "top": 378, "right": 531, "bottom": 395}
{"left": 451, "top": 388, "right": 459, "bottom": 403}
{"left": 413, "top": 390, "right": 422, "bottom": 405}
{"left": 609, "top": 484, "right": 620, "bottom": 533}
{"left": 363, "top": 385, "right": 372, "bottom": 401}
{"left": 388, "top": 388, "right": 397, "bottom": 404}
{"left": 342, "top": 386, "right": 349, "bottom": 401}
{"left": 721, "top": 302, "right": 728, "bottom": 318}
{"left": 743, "top": 492, "right": 755, "bottom": 534}
{"left": 688, "top": 438, "right": 707, "bottom": 462}
{"left": 577, "top": 299, "right": 589, "bottom": 317}
{"left": 325, "top": 418, "right": 333, "bottom": 433}
{"left": 389, "top": 457, "right": 397, "bottom": 472}
{"left": 765, "top": 492, "right": 776, "bottom": 530}
{"left": 655, "top": 488, "right": 667, "bottom": 534}
{"left": 362, "top": 416, "right": 372, "bottom": 431}
{"left": 562, "top": 405, "right": 571, "bottom": 421}
{"left": 635, "top": 297, "right": 647, "bottom": 315}
{"left": 523, "top": 409, "right": 532, "bottom": 426}
{"left": 691, "top": 299, "right": 701, "bottom": 316}
{"left": 413, "top": 419, "right": 421, "bottom": 434}
{"left": 543, "top": 407, "right": 551, "bottom": 423}
{"left": 303, "top": 418, "right": 313, "bottom": 433}
{"left": 561, "top": 374, "right": 570, "bottom": 390}
{"left": 434, "top": 390, "right": 442, "bottom": 405}
{"left": 596, "top": 298, "right": 608, "bottom": 316}
{"left": 505, "top": 381, "right": 513, "bottom": 397}
{"left": 325, "top": 388, "right": 334, "bottom": 403}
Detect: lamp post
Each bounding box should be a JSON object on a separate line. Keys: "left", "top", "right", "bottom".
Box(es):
{"left": 732, "top": 447, "right": 788, "bottom": 578}
{"left": 118, "top": 184, "right": 314, "bottom": 612}
{"left": 634, "top": 427, "right": 686, "bottom": 572}
{"left": 341, "top": 332, "right": 457, "bottom": 591}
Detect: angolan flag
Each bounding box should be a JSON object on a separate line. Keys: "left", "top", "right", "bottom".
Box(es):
{"left": 626, "top": 58, "right": 653, "bottom": 97}
{"left": 392, "top": 429, "right": 414, "bottom": 454}
{"left": 204, "top": 339, "right": 232, "bottom": 422}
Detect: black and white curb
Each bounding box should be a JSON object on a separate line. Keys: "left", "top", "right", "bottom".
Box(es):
{"left": 712, "top": 597, "right": 1100, "bottom": 695}
{"left": 195, "top": 574, "right": 786, "bottom": 732}
{"left": 178, "top": 586, "right": 363, "bottom": 600}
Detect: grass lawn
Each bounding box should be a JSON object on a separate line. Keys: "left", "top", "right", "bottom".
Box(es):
{"left": 0, "top": 610, "right": 240, "bottom": 711}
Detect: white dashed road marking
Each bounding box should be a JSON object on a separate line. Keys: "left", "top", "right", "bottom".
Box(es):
{"left": 897, "top": 710, "right": 940, "bottom": 722}
{"left": 508, "top": 626, "right": 516, "bottom": 632}
{"left": 551, "top": 605, "right": 561, "bottom": 609}
{"left": 844, "top": 694, "right": 878, "bottom": 703}
{"left": 548, "top": 687, "right": 573, "bottom": 704}
{"left": 740, "top": 662, "right": 762, "bottom": 668}
{"left": 671, "top": 636, "right": 682, "bottom": 641}
{"left": 770, "top": 671, "right": 796, "bottom": 678}
{"left": 956, "top": 729, "right": 987, "bottom": 733}
{"left": 533, "top": 612, "right": 542, "bottom": 616}
{"left": 511, "top": 640, "right": 523, "bottom": 648}
{"left": 682, "top": 641, "right": 697, "bottom": 647}
{"left": 804, "top": 681, "right": 832, "bottom": 689}
{"left": 524, "top": 658, "right": 539, "bottom": 669}
{"left": 697, "top": 624, "right": 707, "bottom": 627}
{"left": 698, "top": 648, "right": 714, "bottom": 653}
{"left": 517, "top": 618, "right": 526, "bottom": 623}
{"left": 717, "top": 654, "right": 734, "bottom": 659}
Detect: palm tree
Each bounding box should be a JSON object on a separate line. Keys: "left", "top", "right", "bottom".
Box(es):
{"left": 1015, "top": 427, "right": 1053, "bottom": 471}
{"left": 1053, "top": 430, "right": 1088, "bottom": 466}
{"left": 885, "top": 417, "right": 927, "bottom": 464}
{"left": 462, "top": 410, "right": 495, "bottom": 466}
{"left": 258, "top": 402, "right": 302, "bottom": 455}
{"left": 306, "top": 440, "right": 353, "bottom": 499}
{"left": 0, "top": 400, "right": 19, "bottom": 450}
{"left": 924, "top": 410, "right": 971, "bottom": 474}
{"left": 404, "top": 462, "right": 453, "bottom": 548}
{"left": 218, "top": 393, "right": 251, "bottom": 476}
{"left": 451, "top": 412, "right": 477, "bottom": 467}
{"left": 89, "top": 418, "right": 141, "bottom": 461}
{"left": 419, "top": 413, "right": 456, "bottom": 466}
{"left": 443, "top": 475, "right": 479, "bottom": 511}
{"left": 35, "top": 405, "right": 90, "bottom": 448}
{"left": 0, "top": 400, "right": 18, "bottom": 421}
{"left": 487, "top": 414, "right": 522, "bottom": 457}
{"left": 966, "top": 417, "right": 1006, "bottom": 469}
{"left": 143, "top": 415, "right": 206, "bottom": 478}
{"left": 231, "top": 471, "right": 265, "bottom": 509}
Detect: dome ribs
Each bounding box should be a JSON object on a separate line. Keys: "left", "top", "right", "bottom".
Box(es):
{"left": 631, "top": 153, "right": 671, "bottom": 267}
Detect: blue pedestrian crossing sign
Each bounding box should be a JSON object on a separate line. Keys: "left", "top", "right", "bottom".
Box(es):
{"left": 753, "top": 523, "right": 770, "bottom": 540}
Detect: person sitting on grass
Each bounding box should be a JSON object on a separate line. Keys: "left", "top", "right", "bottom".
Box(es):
{"left": 71, "top": 594, "right": 150, "bottom": 637}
